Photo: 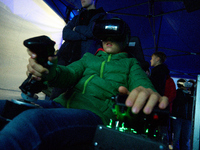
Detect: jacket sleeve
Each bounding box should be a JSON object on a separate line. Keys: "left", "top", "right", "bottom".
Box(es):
{"left": 62, "top": 15, "right": 87, "bottom": 41}
{"left": 150, "top": 66, "right": 168, "bottom": 96}
{"left": 48, "top": 56, "right": 86, "bottom": 88}
{"left": 128, "top": 59, "right": 156, "bottom": 92}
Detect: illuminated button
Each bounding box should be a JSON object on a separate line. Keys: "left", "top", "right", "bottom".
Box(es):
{"left": 153, "top": 113, "right": 159, "bottom": 120}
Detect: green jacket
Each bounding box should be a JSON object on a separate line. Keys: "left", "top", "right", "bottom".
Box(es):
{"left": 49, "top": 51, "right": 156, "bottom": 125}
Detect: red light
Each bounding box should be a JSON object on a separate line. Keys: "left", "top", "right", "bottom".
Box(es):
{"left": 153, "top": 114, "right": 159, "bottom": 120}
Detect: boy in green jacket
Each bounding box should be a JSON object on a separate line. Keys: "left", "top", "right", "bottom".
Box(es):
{"left": 0, "top": 18, "right": 168, "bottom": 149}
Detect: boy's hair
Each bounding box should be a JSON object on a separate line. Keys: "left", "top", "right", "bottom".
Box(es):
{"left": 152, "top": 51, "right": 166, "bottom": 63}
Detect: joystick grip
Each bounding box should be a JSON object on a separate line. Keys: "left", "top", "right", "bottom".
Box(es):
{"left": 19, "top": 35, "right": 56, "bottom": 101}
{"left": 23, "top": 35, "right": 55, "bottom": 68}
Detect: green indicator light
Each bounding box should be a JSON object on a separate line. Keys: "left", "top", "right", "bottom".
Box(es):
{"left": 107, "top": 119, "right": 113, "bottom": 128}
{"left": 145, "top": 129, "right": 149, "bottom": 133}
{"left": 119, "top": 128, "right": 124, "bottom": 132}
{"left": 133, "top": 131, "right": 137, "bottom": 134}
{"left": 122, "top": 113, "right": 126, "bottom": 116}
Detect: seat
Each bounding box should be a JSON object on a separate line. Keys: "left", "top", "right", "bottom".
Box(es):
{"left": 126, "top": 36, "right": 150, "bottom": 71}
{"left": 127, "top": 36, "right": 145, "bottom": 62}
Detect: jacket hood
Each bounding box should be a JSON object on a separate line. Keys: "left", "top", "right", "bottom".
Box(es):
{"left": 95, "top": 48, "right": 105, "bottom": 55}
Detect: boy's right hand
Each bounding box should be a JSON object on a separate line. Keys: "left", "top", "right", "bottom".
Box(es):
{"left": 118, "top": 86, "right": 168, "bottom": 115}
{"left": 26, "top": 49, "right": 57, "bottom": 81}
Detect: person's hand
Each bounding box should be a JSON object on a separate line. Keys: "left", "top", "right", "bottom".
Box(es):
{"left": 26, "top": 49, "right": 57, "bottom": 81}
{"left": 118, "top": 86, "right": 168, "bottom": 114}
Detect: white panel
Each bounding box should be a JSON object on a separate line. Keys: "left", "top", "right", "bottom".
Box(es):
{"left": 0, "top": 0, "right": 65, "bottom": 99}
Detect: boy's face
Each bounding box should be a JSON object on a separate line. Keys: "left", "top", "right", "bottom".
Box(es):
{"left": 150, "top": 55, "right": 159, "bottom": 67}
{"left": 102, "top": 37, "right": 124, "bottom": 54}
{"left": 81, "top": 0, "right": 94, "bottom": 8}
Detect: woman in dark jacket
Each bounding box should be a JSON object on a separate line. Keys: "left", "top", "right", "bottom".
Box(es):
{"left": 172, "top": 79, "right": 194, "bottom": 150}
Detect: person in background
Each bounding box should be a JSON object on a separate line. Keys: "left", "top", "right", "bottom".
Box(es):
{"left": 164, "top": 75, "right": 176, "bottom": 114}
{"left": 172, "top": 79, "right": 195, "bottom": 150}
{"left": 149, "top": 51, "right": 170, "bottom": 145}
{"left": 164, "top": 75, "right": 177, "bottom": 149}
{"left": 149, "top": 51, "right": 170, "bottom": 96}
{"left": 144, "top": 58, "right": 176, "bottom": 147}
{"left": 49, "top": 0, "right": 107, "bottom": 99}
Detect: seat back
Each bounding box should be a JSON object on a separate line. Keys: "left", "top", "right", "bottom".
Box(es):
{"left": 126, "top": 36, "right": 145, "bottom": 63}
{"left": 126, "top": 36, "right": 149, "bottom": 71}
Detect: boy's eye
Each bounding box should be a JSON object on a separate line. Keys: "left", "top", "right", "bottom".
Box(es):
{"left": 103, "top": 37, "right": 121, "bottom": 42}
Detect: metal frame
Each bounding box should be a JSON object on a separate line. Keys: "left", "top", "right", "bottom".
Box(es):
{"left": 191, "top": 75, "right": 200, "bottom": 150}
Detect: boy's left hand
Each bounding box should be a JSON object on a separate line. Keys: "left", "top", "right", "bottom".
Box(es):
{"left": 118, "top": 86, "right": 168, "bottom": 115}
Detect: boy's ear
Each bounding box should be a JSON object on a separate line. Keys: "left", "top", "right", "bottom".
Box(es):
{"left": 156, "top": 57, "right": 161, "bottom": 63}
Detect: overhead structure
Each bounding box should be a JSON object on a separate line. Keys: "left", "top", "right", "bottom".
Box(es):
{"left": 44, "top": 0, "right": 200, "bottom": 79}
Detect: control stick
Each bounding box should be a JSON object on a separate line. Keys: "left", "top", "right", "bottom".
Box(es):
{"left": 19, "top": 35, "right": 55, "bottom": 101}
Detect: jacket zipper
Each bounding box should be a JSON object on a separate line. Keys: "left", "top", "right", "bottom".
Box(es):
{"left": 82, "top": 54, "right": 112, "bottom": 94}
{"left": 100, "top": 54, "right": 112, "bottom": 78}
{"left": 82, "top": 75, "right": 95, "bottom": 94}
